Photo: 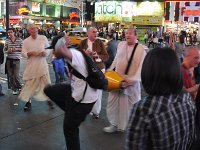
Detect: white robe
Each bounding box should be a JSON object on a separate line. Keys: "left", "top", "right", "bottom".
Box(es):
{"left": 107, "top": 41, "right": 147, "bottom": 130}
{"left": 18, "top": 35, "right": 51, "bottom": 102}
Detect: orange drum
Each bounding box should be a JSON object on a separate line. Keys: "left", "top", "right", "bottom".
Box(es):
{"left": 104, "top": 71, "right": 124, "bottom": 91}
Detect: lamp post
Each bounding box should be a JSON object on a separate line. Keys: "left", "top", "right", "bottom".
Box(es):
{"left": 6, "top": 0, "right": 9, "bottom": 30}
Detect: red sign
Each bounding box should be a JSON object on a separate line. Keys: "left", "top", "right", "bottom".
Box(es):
{"left": 165, "top": 0, "right": 198, "bottom": 1}
{"left": 9, "top": 19, "right": 20, "bottom": 24}
{"left": 181, "top": 7, "right": 200, "bottom": 16}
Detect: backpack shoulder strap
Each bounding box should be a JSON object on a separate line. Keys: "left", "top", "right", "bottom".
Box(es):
{"left": 67, "top": 62, "right": 85, "bottom": 80}
{"left": 67, "top": 50, "right": 90, "bottom": 80}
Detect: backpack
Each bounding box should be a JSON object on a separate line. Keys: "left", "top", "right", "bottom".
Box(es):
{"left": 68, "top": 49, "right": 108, "bottom": 90}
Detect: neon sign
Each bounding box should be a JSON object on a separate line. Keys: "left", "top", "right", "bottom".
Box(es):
{"left": 95, "top": 1, "right": 136, "bottom": 16}
{"left": 18, "top": 5, "right": 30, "bottom": 15}
{"left": 181, "top": 7, "right": 200, "bottom": 16}
{"left": 95, "top": 1, "right": 136, "bottom": 22}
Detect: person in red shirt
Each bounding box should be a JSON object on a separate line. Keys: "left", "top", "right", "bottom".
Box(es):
{"left": 182, "top": 46, "right": 200, "bottom": 99}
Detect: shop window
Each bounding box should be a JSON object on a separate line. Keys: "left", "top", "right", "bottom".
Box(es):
{"left": 195, "top": 2, "right": 200, "bottom": 6}
{"left": 174, "top": 2, "right": 179, "bottom": 21}
{"left": 46, "top": 5, "right": 55, "bottom": 17}
{"left": 184, "top": 17, "right": 188, "bottom": 22}
{"left": 1, "top": 2, "right": 4, "bottom": 15}
{"left": 185, "top": 2, "right": 190, "bottom": 6}
{"left": 9, "top": 2, "right": 18, "bottom": 16}
{"left": 194, "top": 17, "right": 199, "bottom": 23}
{"left": 32, "top": 2, "right": 42, "bottom": 16}
{"left": 165, "top": 2, "right": 170, "bottom": 20}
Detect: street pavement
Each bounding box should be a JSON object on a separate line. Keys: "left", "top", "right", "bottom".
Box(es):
{"left": 0, "top": 57, "right": 125, "bottom": 150}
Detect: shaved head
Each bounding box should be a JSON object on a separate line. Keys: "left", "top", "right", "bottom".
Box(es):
{"left": 88, "top": 27, "right": 97, "bottom": 42}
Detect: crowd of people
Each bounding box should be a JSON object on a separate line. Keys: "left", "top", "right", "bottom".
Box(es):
{"left": 145, "top": 30, "right": 199, "bottom": 49}
{"left": 0, "top": 24, "right": 200, "bottom": 150}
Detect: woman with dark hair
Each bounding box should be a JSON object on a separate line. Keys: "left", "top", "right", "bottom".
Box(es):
{"left": 126, "top": 47, "right": 196, "bottom": 150}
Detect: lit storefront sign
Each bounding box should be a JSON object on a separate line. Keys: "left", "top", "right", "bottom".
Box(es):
{"left": 132, "top": 16, "right": 163, "bottom": 26}
{"left": 9, "top": 19, "right": 20, "bottom": 24}
{"left": 165, "top": 1, "right": 200, "bottom": 22}
{"left": 181, "top": 7, "right": 200, "bottom": 16}
{"left": 43, "top": 0, "right": 64, "bottom": 5}
{"left": 18, "top": 5, "right": 30, "bottom": 15}
{"left": 95, "top": 1, "right": 137, "bottom": 22}
{"left": 69, "top": 9, "right": 80, "bottom": 24}
{"left": 136, "top": 2, "right": 164, "bottom": 16}
{"left": 32, "top": 2, "right": 40, "bottom": 12}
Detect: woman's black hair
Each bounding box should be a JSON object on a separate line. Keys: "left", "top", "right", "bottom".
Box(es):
{"left": 141, "top": 47, "right": 183, "bottom": 96}
{"left": 7, "top": 28, "right": 15, "bottom": 32}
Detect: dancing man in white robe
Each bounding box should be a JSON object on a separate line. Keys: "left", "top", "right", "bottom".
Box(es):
{"left": 18, "top": 24, "right": 53, "bottom": 111}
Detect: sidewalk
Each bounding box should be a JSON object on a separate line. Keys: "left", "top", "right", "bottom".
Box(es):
{"left": 0, "top": 62, "right": 125, "bottom": 150}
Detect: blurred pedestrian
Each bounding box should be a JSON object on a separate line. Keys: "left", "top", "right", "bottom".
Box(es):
{"left": 4, "top": 28, "right": 22, "bottom": 95}
{"left": 126, "top": 47, "right": 196, "bottom": 150}
{"left": 18, "top": 24, "right": 53, "bottom": 111}
{"left": 51, "top": 55, "right": 66, "bottom": 84}
{"left": 182, "top": 46, "right": 200, "bottom": 100}
{"left": 104, "top": 28, "right": 147, "bottom": 133}
{"left": 79, "top": 27, "right": 108, "bottom": 119}
{"left": 0, "top": 41, "right": 4, "bottom": 96}
{"left": 144, "top": 32, "right": 148, "bottom": 44}
{"left": 105, "top": 33, "right": 117, "bottom": 69}
{"left": 173, "top": 35, "right": 185, "bottom": 62}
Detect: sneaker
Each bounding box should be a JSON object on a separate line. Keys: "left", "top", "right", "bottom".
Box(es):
{"left": 47, "top": 100, "right": 54, "bottom": 109}
{"left": 117, "top": 129, "right": 125, "bottom": 133}
{"left": 90, "top": 112, "right": 99, "bottom": 119}
{"left": 103, "top": 125, "right": 117, "bottom": 133}
{"left": 24, "top": 101, "right": 31, "bottom": 111}
{"left": 12, "top": 91, "right": 18, "bottom": 95}
{"left": 13, "top": 103, "right": 18, "bottom": 106}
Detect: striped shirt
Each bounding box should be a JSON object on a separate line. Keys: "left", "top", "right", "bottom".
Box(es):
{"left": 4, "top": 37, "right": 23, "bottom": 60}
{"left": 126, "top": 91, "right": 196, "bottom": 150}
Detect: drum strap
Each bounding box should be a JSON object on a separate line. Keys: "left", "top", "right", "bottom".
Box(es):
{"left": 125, "top": 43, "right": 138, "bottom": 74}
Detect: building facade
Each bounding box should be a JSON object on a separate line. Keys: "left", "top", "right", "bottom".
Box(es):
{"left": 0, "top": 0, "right": 83, "bottom": 29}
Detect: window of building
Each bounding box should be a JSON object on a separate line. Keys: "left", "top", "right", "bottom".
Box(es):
{"left": 46, "top": 4, "right": 55, "bottom": 17}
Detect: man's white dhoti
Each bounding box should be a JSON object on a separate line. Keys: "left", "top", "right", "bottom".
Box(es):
{"left": 107, "top": 82, "right": 141, "bottom": 130}
{"left": 19, "top": 74, "right": 51, "bottom": 102}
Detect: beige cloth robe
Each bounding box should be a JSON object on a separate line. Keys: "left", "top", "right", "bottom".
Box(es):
{"left": 107, "top": 41, "right": 147, "bottom": 130}
{"left": 18, "top": 35, "right": 51, "bottom": 102}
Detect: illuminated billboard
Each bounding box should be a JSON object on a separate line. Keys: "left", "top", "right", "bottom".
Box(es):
{"left": 165, "top": 1, "right": 200, "bottom": 22}
{"left": 136, "top": 2, "right": 164, "bottom": 16}
{"left": 95, "top": 1, "right": 137, "bottom": 22}
{"left": 32, "top": 2, "right": 40, "bottom": 12}
{"left": 132, "top": 16, "right": 164, "bottom": 25}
